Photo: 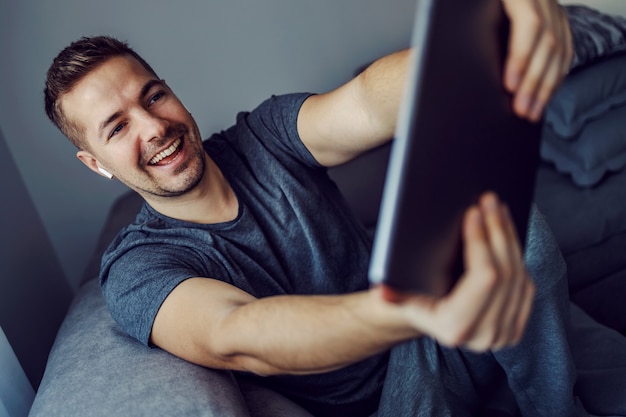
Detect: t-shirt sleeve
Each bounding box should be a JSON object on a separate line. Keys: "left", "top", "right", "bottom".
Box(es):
{"left": 241, "top": 92, "right": 322, "bottom": 168}
{"left": 101, "top": 241, "right": 206, "bottom": 346}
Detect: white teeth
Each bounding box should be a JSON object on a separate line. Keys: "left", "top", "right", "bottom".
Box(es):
{"left": 149, "top": 138, "right": 181, "bottom": 165}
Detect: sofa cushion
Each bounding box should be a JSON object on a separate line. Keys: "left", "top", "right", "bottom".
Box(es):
{"left": 539, "top": 6, "right": 626, "bottom": 188}
{"left": 29, "top": 279, "right": 313, "bottom": 417}
{"left": 541, "top": 104, "right": 626, "bottom": 187}
{"left": 544, "top": 54, "right": 626, "bottom": 138}
{"left": 534, "top": 163, "right": 626, "bottom": 333}
{"left": 328, "top": 143, "right": 390, "bottom": 232}
{"left": 533, "top": 162, "right": 626, "bottom": 256}
{"left": 570, "top": 267, "right": 626, "bottom": 334}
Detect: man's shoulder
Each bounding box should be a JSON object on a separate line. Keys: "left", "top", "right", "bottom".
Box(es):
{"left": 109, "top": 203, "right": 215, "bottom": 251}
{"left": 100, "top": 204, "right": 211, "bottom": 274}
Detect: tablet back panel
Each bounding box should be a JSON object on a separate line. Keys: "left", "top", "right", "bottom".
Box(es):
{"left": 369, "top": 0, "right": 542, "bottom": 295}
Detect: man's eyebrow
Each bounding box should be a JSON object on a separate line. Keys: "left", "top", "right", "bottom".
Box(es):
{"left": 98, "top": 110, "right": 123, "bottom": 138}
{"left": 140, "top": 79, "right": 165, "bottom": 100}
{"left": 97, "top": 79, "right": 164, "bottom": 138}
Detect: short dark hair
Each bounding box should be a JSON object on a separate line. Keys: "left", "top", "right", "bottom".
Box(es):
{"left": 44, "top": 35, "right": 158, "bottom": 149}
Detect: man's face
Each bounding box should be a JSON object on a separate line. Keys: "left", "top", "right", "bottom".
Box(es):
{"left": 62, "top": 55, "right": 206, "bottom": 199}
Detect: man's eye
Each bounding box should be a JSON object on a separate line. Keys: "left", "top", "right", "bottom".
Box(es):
{"left": 149, "top": 92, "right": 165, "bottom": 105}
{"left": 109, "top": 122, "right": 126, "bottom": 139}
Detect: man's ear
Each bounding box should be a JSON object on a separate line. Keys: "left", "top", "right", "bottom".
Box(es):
{"left": 76, "top": 150, "right": 114, "bottom": 179}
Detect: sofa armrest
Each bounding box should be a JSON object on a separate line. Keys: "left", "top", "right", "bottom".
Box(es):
{"left": 29, "top": 279, "right": 251, "bottom": 417}
{"left": 30, "top": 279, "right": 314, "bottom": 416}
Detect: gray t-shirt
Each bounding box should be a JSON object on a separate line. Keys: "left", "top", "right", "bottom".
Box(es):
{"left": 100, "top": 93, "right": 386, "bottom": 416}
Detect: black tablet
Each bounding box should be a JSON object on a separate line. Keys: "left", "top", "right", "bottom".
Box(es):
{"left": 368, "top": 0, "right": 542, "bottom": 296}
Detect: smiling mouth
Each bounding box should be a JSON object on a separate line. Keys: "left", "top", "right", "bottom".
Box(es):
{"left": 149, "top": 138, "right": 182, "bottom": 165}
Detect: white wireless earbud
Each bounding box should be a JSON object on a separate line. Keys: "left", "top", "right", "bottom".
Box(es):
{"left": 98, "top": 166, "right": 114, "bottom": 179}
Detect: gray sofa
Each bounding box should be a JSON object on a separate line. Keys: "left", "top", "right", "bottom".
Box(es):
{"left": 29, "top": 8, "right": 626, "bottom": 415}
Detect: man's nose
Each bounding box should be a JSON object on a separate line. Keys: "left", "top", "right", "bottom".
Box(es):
{"left": 136, "top": 110, "right": 169, "bottom": 143}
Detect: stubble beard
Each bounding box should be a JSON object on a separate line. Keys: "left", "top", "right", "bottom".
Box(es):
{"left": 135, "top": 122, "right": 207, "bottom": 198}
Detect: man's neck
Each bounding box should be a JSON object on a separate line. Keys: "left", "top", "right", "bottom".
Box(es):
{"left": 144, "top": 155, "right": 238, "bottom": 224}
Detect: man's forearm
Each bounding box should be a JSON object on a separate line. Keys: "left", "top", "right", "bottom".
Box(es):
{"left": 210, "top": 288, "right": 420, "bottom": 376}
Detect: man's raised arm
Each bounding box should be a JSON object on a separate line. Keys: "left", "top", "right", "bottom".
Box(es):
{"left": 297, "top": 0, "right": 572, "bottom": 168}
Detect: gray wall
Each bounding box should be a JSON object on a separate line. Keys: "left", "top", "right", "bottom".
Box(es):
{"left": 0, "top": 0, "right": 417, "bottom": 289}
{"left": 0, "top": 127, "right": 72, "bottom": 389}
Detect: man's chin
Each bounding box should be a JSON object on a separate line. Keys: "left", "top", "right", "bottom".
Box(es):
{"left": 148, "top": 169, "right": 205, "bottom": 199}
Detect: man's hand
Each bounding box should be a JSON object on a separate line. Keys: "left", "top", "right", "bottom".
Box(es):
{"left": 379, "top": 193, "right": 536, "bottom": 352}
{"left": 501, "top": 0, "right": 573, "bottom": 122}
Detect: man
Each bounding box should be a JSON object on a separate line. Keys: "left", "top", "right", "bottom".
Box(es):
{"left": 43, "top": 1, "right": 626, "bottom": 416}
